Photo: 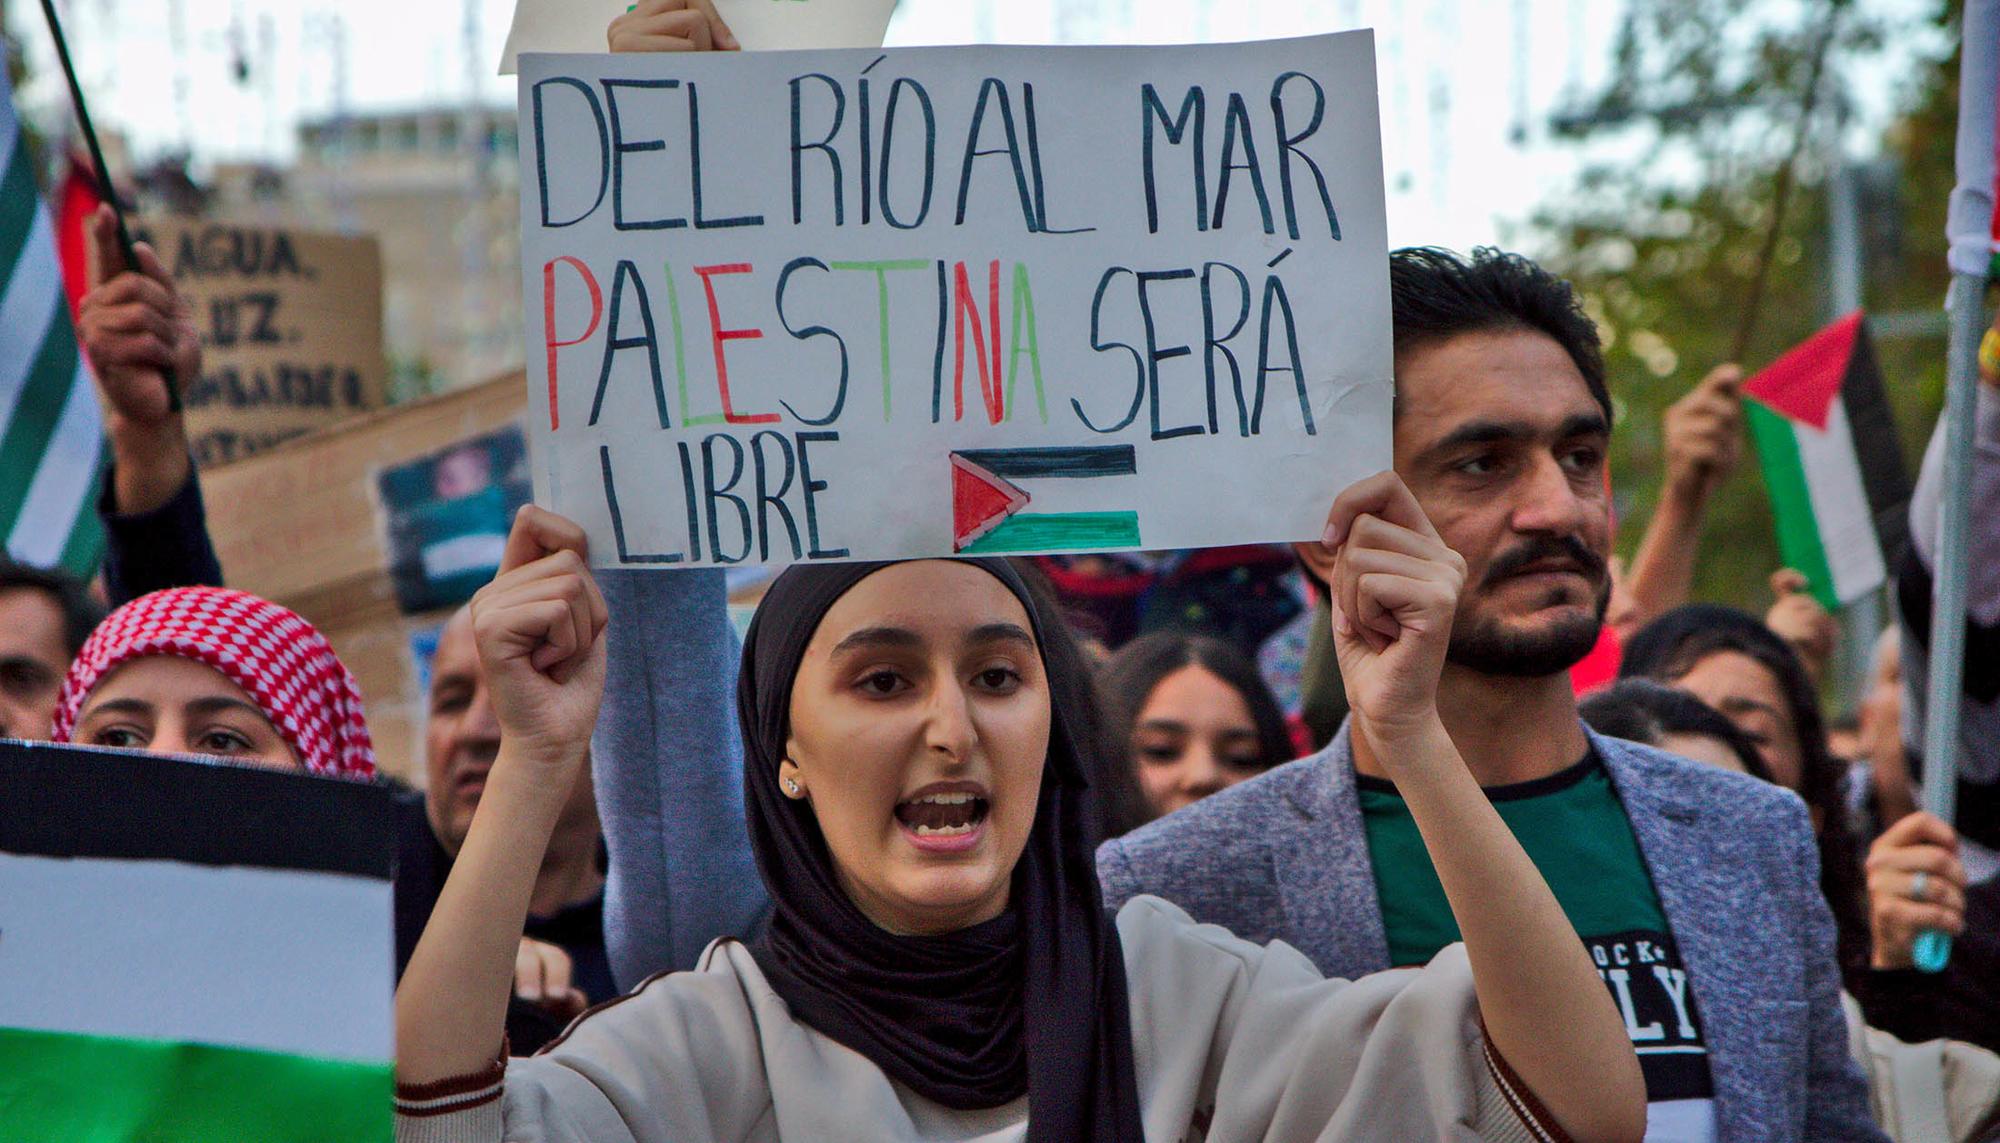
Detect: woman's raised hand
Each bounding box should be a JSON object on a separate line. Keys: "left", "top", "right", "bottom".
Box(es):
{"left": 469, "top": 506, "right": 609, "bottom": 768}
{"left": 1317, "top": 472, "right": 1465, "bottom": 742}
{"left": 609, "top": 0, "right": 739, "bottom": 52}
{"left": 1866, "top": 811, "right": 1968, "bottom": 970}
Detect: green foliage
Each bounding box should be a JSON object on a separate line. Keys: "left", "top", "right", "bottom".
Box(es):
{"left": 1532, "top": 0, "right": 1959, "bottom": 611}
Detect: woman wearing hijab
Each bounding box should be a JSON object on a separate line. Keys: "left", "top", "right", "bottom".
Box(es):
{"left": 51, "top": 585, "right": 374, "bottom": 778}
{"left": 393, "top": 486, "right": 1642, "bottom": 1142}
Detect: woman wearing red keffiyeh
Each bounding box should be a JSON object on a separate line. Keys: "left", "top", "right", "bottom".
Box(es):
{"left": 49, "top": 585, "right": 376, "bottom": 780}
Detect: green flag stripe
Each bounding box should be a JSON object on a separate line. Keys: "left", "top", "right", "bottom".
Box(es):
{"left": 0, "top": 139, "right": 39, "bottom": 280}
{"left": 0, "top": 1024, "right": 391, "bottom": 1143}
{"left": 960, "top": 511, "right": 1142, "bottom": 554}
{"left": 0, "top": 303, "right": 81, "bottom": 539}
{"left": 1746, "top": 399, "right": 1841, "bottom": 611}
{"left": 57, "top": 511, "right": 106, "bottom": 577}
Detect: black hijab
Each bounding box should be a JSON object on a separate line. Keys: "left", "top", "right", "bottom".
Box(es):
{"left": 738, "top": 558, "right": 1143, "bottom": 1141}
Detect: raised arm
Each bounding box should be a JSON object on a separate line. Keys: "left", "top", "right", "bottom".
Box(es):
{"left": 397, "top": 506, "right": 608, "bottom": 1084}
{"left": 1621, "top": 364, "right": 1742, "bottom": 632}
{"left": 75, "top": 204, "right": 222, "bottom": 602}
{"left": 593, "top": 568, "right": 767, "bottom": 988}
{"left": 1321, "top": 472, "right": 1645, "bottom": 1142}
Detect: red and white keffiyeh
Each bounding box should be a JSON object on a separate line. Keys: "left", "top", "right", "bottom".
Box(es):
{"left": 52, "top": 587, "right": 376, "bottom": 779}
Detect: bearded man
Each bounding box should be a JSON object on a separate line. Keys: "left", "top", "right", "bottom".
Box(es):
{"left": 1097, "top": 247, "right": 1883, "bottom": 1143}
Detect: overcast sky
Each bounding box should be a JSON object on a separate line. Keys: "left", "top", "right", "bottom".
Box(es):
{"left": 6, "top": 0, "right": 1943, "bottom": 253}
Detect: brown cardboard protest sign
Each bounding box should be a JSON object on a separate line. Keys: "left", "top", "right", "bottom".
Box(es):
{"left": 133, "top": 218, "right": 387, "bottom": 467}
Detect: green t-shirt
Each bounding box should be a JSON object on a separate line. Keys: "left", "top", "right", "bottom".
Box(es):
{"left": 1358, "top": 750, "right": 1716, "bottom": 1140}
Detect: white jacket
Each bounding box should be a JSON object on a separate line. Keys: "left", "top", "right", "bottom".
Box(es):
{"left": 395, "top": 896, "right": 1560, "bottom": 1143}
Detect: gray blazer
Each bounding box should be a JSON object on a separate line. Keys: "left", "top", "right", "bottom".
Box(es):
{"left": 1096, "top": 724, "right": 1886, "bottom": 1143}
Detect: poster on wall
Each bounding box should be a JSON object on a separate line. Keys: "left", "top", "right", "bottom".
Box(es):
{"left": 377, "top": 424, "right": 532, "bottom": 613}
{"left": 517, "top": 32, "right": 1392, "bottom": 568}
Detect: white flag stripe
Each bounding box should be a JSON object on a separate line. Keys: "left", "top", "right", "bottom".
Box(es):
{"left": 1796, "top": 401, "right": 1887, "bottom": 603}
{"left": 0, "top": 852, "right": 393, "bottom": 1063}
{"left": 0, "top": 211, "right": 63, "bottom": 432}
{"left": 6, "top": 358, "right": 101, "bottom": 564}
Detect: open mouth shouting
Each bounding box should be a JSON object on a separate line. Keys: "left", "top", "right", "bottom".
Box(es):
{"left": 894, "top": 783, "right": 992, "bottom": 853}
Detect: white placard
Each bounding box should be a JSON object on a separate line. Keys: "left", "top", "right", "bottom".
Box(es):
{"left": 500, "top": 0, "right": 895, "bottom": 74}
{"left": 519, "top": 34, "right": 1392, "bottom": 568}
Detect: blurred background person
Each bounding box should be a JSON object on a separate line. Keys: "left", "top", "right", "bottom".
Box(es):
{"left": 1621, "top": 602, "right": 1871, "bottom": 984}
{"left": 1852, "top": 629, "right": 1919, "bottom": 842}
{"left": 0, "top": 560, "right": 104, "bottom": 741}
{"left": 1579, "top": 677, "right": 1773, "bottom": 781}
{"left": 1098, "top": 630, "right": 1297, "bottom": 826}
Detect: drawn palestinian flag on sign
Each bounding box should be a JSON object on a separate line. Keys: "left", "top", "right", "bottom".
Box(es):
{"left": 951, "top": 446, "right": 1142, "bottom": 554}
{"left": 1743, "top": 312, "right": 1909, "bottom": 611}
{"left": 0, "top": 741, "right": 394, "bottom": 1142}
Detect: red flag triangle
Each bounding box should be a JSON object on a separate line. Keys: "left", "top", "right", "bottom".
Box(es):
{"left": 1743, "top": 311, "right": 1863, "bottom": 432}
{"left": 951, "top": 453, "right": 1030, "bottom": 550}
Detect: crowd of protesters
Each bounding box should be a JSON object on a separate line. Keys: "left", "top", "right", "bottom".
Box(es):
{"left": 6, "top": 2, "right": 2000, "bottom": 1139}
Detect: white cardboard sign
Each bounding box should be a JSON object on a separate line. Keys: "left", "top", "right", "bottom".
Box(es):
{"left": 519, "top": 33, "right": 1392, "bottom": 568}
{"left": 500, "top": 0, "right": 896, "bottom": 74}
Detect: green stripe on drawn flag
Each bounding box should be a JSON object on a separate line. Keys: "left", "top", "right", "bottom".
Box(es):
{"left": 950, "top": 446, "right": 1143, "bottom": 554}
{"left": 0, "top": 69, "right": 104, "bottom": 577}
{"left": 0, "top": 1026, "right": 391, "bottom": 1143}
{"left": 0, "top": 743, "right": 395, "bottom": 1143}
{"left": 961, "top": 511, "right": 1143, "bottom": 554}
{"left": 1742, "top": 312, "right": 1909, "bottom": 611}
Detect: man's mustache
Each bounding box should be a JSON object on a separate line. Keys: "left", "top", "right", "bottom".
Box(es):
{"left": 1479, "top": 536, "right": 1608, "bottom": 590}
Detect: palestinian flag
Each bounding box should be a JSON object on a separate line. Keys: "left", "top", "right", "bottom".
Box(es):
{"left": 0, "top": 741, "right": 394, "bottom": 1142}
{"left": 1743, "top": 312, "right": 1909, "bottom": 610}
{"left": 951, "top": 445, "right": 1142, "bottom": 555}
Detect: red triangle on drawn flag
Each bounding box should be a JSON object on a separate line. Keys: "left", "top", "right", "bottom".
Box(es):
{"left": 952, "top": 453, "right": 1030, "bottom": 550}
{"left": 1743, "top": 311, "right": 1863, "bottom": 432}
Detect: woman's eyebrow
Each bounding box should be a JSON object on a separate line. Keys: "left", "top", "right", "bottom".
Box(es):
{"left": 80, "top": 697, "right": 152, "bottom": 719}
{"left": 186, "top": 696, "right": 278, "bottom": 724}
{"left": 966, "top": 622, "right": 1036, "bottom": 649}
{"left": 1718, "top": 695, "right": 1785, "bottom": 722}
{"left": 829, "top": 626, "right": 924, "bottom": 655}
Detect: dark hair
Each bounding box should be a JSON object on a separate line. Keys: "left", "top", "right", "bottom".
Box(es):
{"left": 1097, "top": 630, "right": 1295, "bottom": 831}
{"left": 1007, "top": 558, "right": 1152, "bottom": 843}
{"left": 1620, "top": 605, "right": 1869, "bottom": 985}
{"left": 0, "top": 559, "right": 106, "bottom": 657}
{"left": 1580, "top": 679, "right": 1772, "bottom": 783}
{"left": 1389, "top": 246, "right": 1610, "bottom": 422}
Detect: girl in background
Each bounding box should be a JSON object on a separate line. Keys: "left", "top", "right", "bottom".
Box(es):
{"left": 1099, "top": 632, "right": 1295, "bottom": 824}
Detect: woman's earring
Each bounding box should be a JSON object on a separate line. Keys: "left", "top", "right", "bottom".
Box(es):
{"left": 784, "top": 777, "right": 801, "bottom": 797}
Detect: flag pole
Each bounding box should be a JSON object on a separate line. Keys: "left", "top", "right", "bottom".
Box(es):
{"left": 1911, "top": 0, "right": 2000, "bottom": 974}
{"left": 1914, "top": 273, "right": 1984, "bottom": 974}
{"left": 35, "top": 0, "right": 179, "bottom": 412}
